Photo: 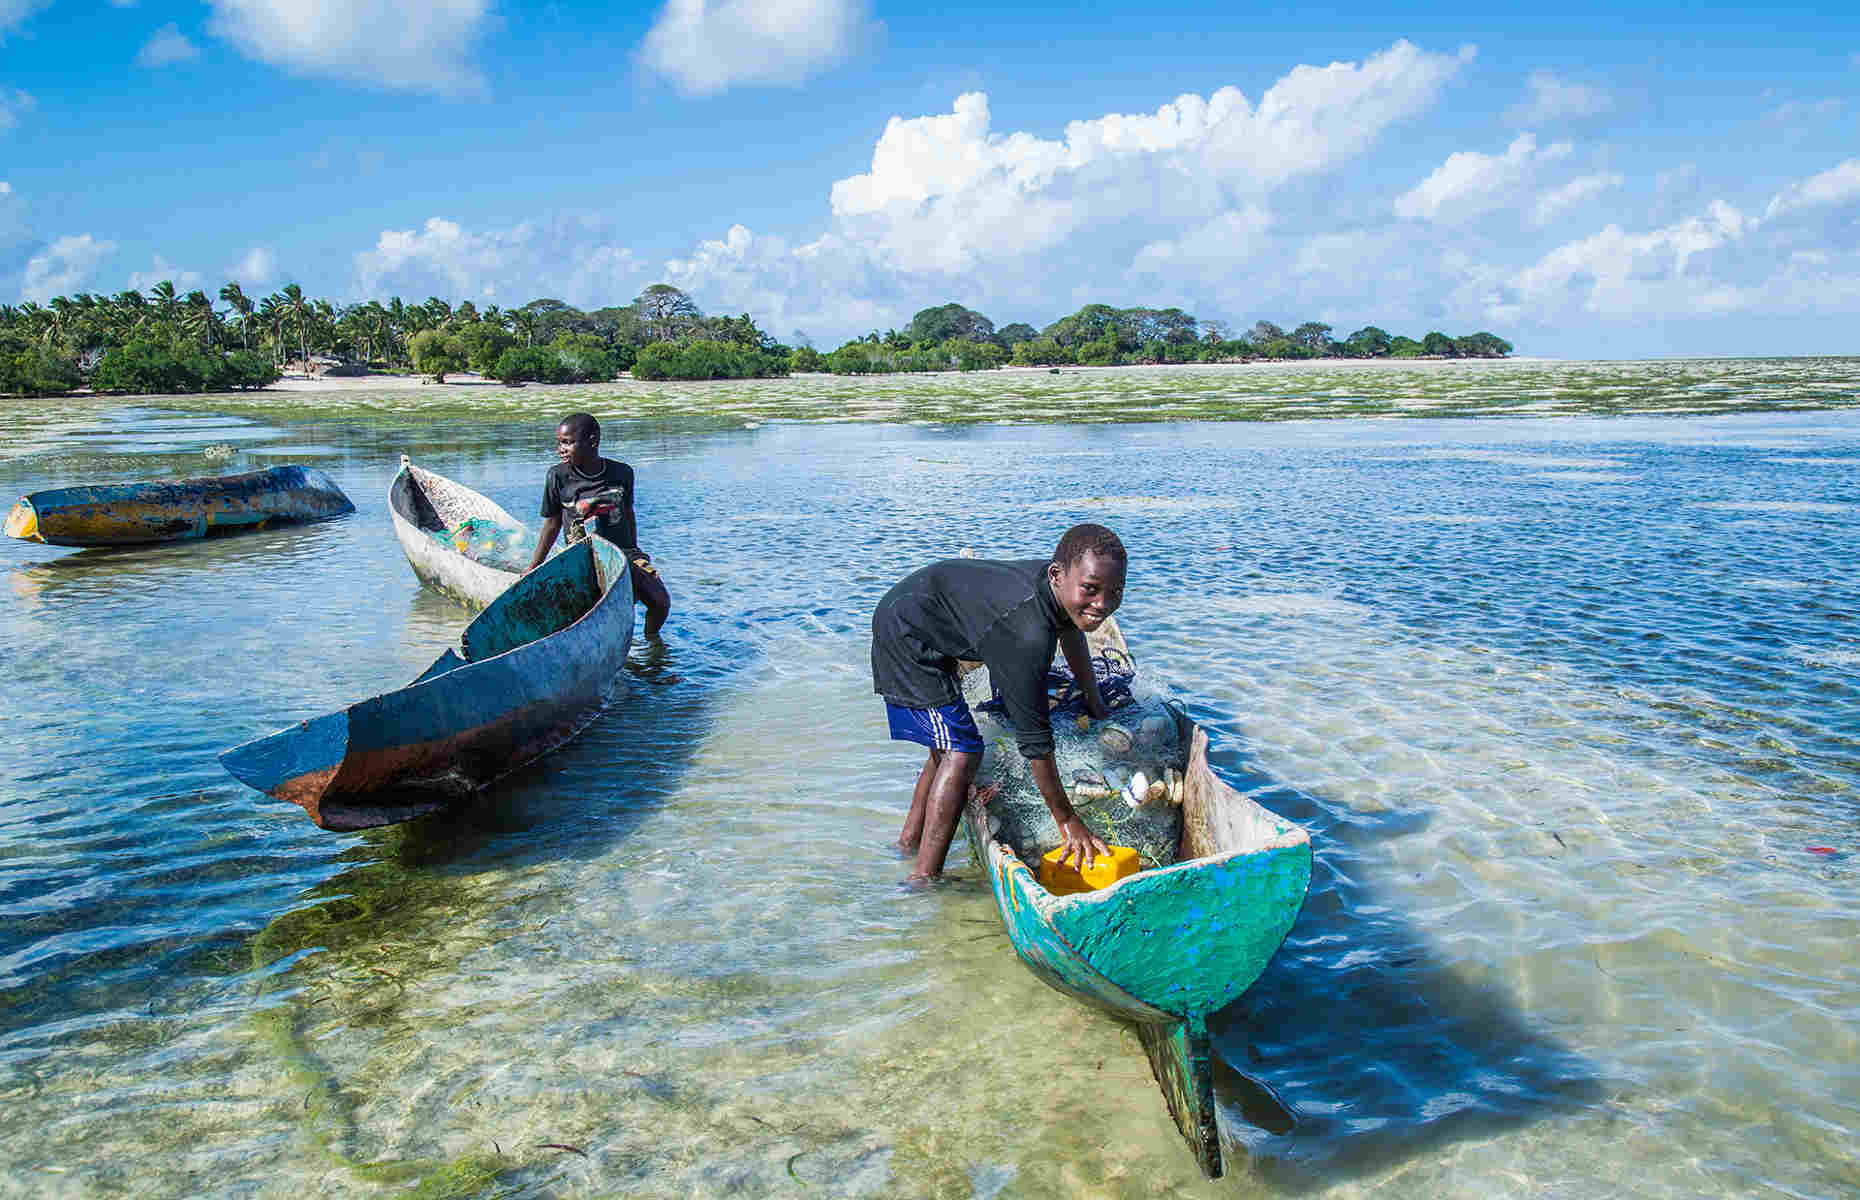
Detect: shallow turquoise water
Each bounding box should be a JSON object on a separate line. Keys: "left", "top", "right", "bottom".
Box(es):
{"left": 0, "top": 364, "right": 1856, "bottom": 1197}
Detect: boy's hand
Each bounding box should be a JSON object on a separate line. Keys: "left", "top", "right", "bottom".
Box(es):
{"left": 1055, "top": 815, "right": 1108, "bottom": 870}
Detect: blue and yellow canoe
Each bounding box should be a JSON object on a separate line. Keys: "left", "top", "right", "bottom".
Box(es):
{"left": 5, "top": 464, "right": 353, "bottom": 547}
{"left": 960, "top": 619, "right": 1311, "bottom": 1178}
{"left": 219, "top": 532, "right": 634, "bottom": 831}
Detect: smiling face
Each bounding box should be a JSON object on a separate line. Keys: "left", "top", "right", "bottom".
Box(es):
{"left": 1049, "top": 550, "right": 1125, "bottom": 632}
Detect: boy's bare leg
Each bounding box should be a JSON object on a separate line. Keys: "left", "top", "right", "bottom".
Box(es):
{"left": 911, "top": 749, "right": 979, "bottom": 880}
{"left": 898, "top": 749, "right": 938, "bottom": 853}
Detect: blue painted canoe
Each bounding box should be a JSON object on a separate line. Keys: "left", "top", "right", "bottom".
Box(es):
{"left": 5, "top": 464, "right": 353, "bottom": 547}
{"left": 959, "top": 618, "right": 1311, "bottom": 1178}
{"left": 219, "top": 533, "right": 635, "bottom": 831}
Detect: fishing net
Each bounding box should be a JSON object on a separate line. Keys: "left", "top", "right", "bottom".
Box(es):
{"left": 963, "top": 651, "right": 1187, "bottom": 871}
{"left": 429, "top": 516, "right": 528, "bottom": 573}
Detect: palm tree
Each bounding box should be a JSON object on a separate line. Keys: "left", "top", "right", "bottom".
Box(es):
{"left": 280, "top": 283, "right": 309, "bottom": 372}
{"left": 148, "top": 280, "right": 180, "bottom": 332}
{"left": 257, "top": 294, "right": 288, "bottom": 368}
{"left": 220, "top": 282, "right": 254, "bottom": 349}
{"left": 510, "top": 308, "right": 537, "bottom": 347}
{"left": 182, "top": 291, "right": 222, "bottom": 350}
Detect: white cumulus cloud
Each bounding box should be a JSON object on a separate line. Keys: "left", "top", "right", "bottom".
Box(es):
{"left": 639, "top": 0, "right": 876, "bottom": 96}
{"left": 1512, "top": 201, "right": 1751, "bottom": 317}
{"left": 656, "top": 41, "right": 1478, "bottom": 339}
{"left": 1395, "top": 133, "right": 1573, "bottom": 223}
{"left": 1510, "top": 70, "right": 1611, "bottom": 124}
{"left": 827, "top": 41, "right": 1473, "bottom": 276}
{"left": 1530, "top": 172, "right": 1624, "bottom": 226}
{"left": 137, "top": 23, "right": 202, "bottom": 67}
{"left": 207, "top": 0, "right": 491, "bottom": 96}
{"left": 355, "top": 216, "right": 642, "bottom": 307}
{"left": 23, "top": 234, "right": 118, "bottom": 301}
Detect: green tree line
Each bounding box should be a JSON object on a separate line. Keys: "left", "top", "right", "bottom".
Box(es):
{"left": 0, "top": 281, "right": 790, "bottom": 396}
{"left": 808, "top": 303, "right": 1513, "bottom": 375}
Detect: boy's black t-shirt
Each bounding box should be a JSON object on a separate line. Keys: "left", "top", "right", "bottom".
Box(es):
{"left": 870, "top": 557, "right": 1074, "bottom": 759}
{"left": 541, "top": 458, "right": 637, "bottom": 549}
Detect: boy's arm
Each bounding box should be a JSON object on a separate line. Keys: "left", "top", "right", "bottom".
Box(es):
{"left": 1030, "top": 754, "right": 1108, "bottom": 869}
{"left": 1058, "top": 627, "right": 1109, "bottom": 719}
{"left": 528, "top": 514, "right": 561, "bottom": 571}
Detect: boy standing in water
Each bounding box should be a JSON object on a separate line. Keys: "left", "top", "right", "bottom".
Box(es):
{"left": 871, "top": 523, "right": 1125, "bottom": 882}
{"left": 528, "top": 411, "right": 671, "bottom": 641}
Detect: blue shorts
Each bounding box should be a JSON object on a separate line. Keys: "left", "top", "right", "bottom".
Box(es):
{"left": 885, "top": 699, "right": 984, "bottom": 754}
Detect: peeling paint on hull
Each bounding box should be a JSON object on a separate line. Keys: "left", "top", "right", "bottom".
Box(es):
{"left": 218, "top": 534, "right": 635, "bottom": 830}
{"left": 5, "top": 465, "right": 355, "bottom": 547}
{"left": 960, "top": 619, "right": 1312, "bottom": 1179}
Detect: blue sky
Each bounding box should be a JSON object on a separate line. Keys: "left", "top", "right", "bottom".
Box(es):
{"left": 2, "top": 0, "right": 1857, "bottom": 358}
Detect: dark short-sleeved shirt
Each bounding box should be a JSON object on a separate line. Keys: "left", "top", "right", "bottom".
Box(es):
{"left": 871, "top": 557, "right": 1074, "bottom": 759}
{"left": 541, "top": 458, "right": 637, "bottom": 550}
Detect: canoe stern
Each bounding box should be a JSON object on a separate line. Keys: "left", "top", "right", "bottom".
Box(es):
{"left": 219, "top": 709, "right": 353, "bottom": 827}
{"left": 5, "top": 497, "right": 40, "bottom": 542}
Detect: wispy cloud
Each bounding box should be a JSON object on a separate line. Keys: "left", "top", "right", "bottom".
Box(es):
{"left": 1764, "top": 97, "right": 1843, "bottom": 124}
{"left": 136, "top": 23, "right": 202, "bottom": 68}
{"left": 1764, "top": 158, "right": 1860, "bottom": 219}
{"left": 127, "top": 255, "right": 203, "bottom": 292}
{"left": 1510, "top": 70, "right": 1611, "bottom": 124}
{"left": 1530, "top": 172, "right": 1625, "bottom": 226}
{"left": 229, "top": 246, "right": 277, "bottom": 286}
{"left": 206, "top": 0, "right": 492, "bottom": 96}
{"left": 0, "top": 0, "right": 51, "bottom": 37}
{"left": 639, "top": 0, "right": 878, "bottom": 96}
{"left": 0, "top": 86, "right": 34, "bottom": 133}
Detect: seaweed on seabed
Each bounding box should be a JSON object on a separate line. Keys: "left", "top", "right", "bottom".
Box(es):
{"left": 244, "top": 829, "right": 522, "bottom": 1196}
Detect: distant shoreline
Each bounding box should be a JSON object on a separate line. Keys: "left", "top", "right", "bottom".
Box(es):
{"left": 260, "top": 356, "right": 1559, "bottom": 393}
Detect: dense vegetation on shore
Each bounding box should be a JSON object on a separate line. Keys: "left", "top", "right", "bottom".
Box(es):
{"left": 819, "top": 302, "right": 1512, "bottom": 374}
{"left": 0, "top": 280, "right": 1511, "bottom": 396}
{"left": 0, "top": 282, "right": 791, "bottom": 395}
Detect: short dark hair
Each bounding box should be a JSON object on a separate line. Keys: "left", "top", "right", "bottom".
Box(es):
{"left": 559, "top": 412, "right": 599, "bottom": 441}
{"left": 1053, "top": 523, "right": 1126, "bottom": 570}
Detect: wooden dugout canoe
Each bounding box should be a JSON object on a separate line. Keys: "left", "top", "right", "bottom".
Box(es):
{"left": 5, "top": 464, "right": 354, "bottom": 547}
{"left": 388, "top": 455, "right": 530, "bottom": 608}
{"left": 219, "top": 532, "right": 635, "bottom": 831}
{"left": 959, "top": 617, "right": 1311, "bottom": 1178}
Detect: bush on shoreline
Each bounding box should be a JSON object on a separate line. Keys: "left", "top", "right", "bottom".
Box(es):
{"left": 90, "top": 341, "right": 278, "bottom": 394}
{"left": 631, "top": 339, "right": 789, "bottom": 380}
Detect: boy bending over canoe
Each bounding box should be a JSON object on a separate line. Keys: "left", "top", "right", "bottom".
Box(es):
{"left": 871, "top": 524, "right": 1126, "bottom": 882}
{"left": 528, "top": 411, "right": 671, "bottom": 641}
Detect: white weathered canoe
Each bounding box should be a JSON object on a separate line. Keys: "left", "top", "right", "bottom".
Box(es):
{"left": 388, "top": 455, "right": 530, "bottom": 608}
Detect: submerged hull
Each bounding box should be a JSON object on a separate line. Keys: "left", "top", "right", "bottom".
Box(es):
{"left": 388, "top": 456, "right": 527, "bottom": 608}
{"left": 960, "top": 623, "right": 1311, "bottom": 1177}
{"left": 219, "top": 533, "right": 635, "bottom": 830}
{"left": 5, "top": 465, "right": 354, "bottom": 547}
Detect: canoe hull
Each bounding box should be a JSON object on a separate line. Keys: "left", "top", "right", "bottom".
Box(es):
{"left": 219, "top": 534, "right": 635, "bottom": 829}
{"left": 959, "top": 626, "right": 1311, "bottom": 1179}
{"left": 388, "top": 457, "right": 526, "bottom": 608}
{"left": 6, "top": 465, "right": 354, "bottom": 547}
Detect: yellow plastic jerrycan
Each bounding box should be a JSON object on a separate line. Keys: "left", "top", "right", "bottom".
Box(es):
{"left": 1039, "top": 845, "right": 1142, "bottom": 896}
